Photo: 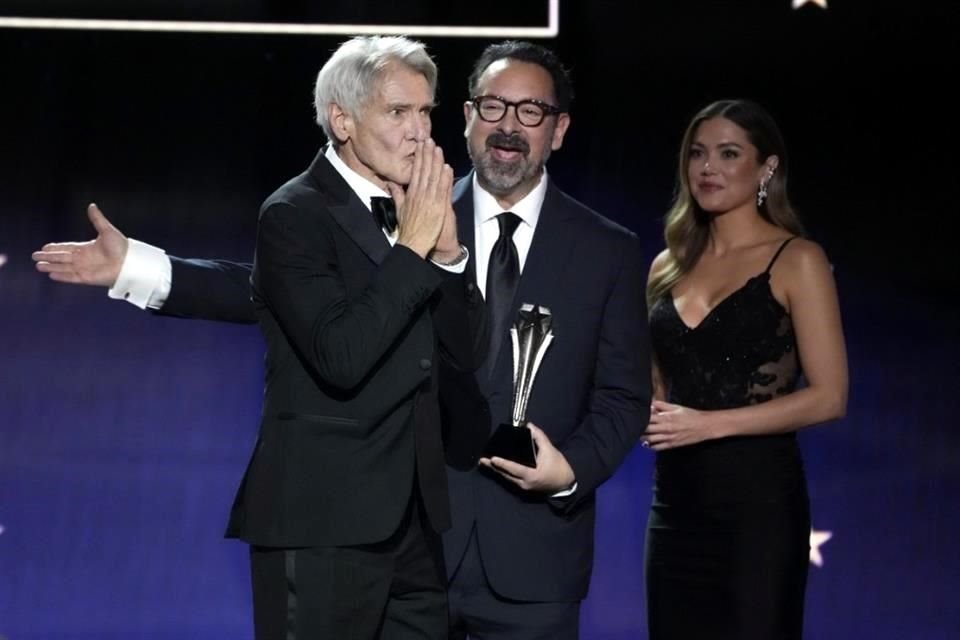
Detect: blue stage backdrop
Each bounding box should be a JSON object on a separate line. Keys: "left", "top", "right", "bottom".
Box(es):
{"left": 2, "top": 1, "right": 957, "bottom": 638}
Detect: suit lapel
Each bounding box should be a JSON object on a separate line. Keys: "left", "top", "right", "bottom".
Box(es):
{"left": 513, "top": 182, "right": 578, "bottom": 324}
{"left": 307, "top": 152, "right": 391, "bottom": 265}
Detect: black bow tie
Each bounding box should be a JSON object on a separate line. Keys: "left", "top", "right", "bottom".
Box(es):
{"left": 370, "top": 196, "right": 398, "bottom": 234}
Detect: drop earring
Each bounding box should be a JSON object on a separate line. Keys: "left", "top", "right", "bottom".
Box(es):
{"left": 757, "top": 169, "right": 774, "bottom": 207}
{"left": 757, "top": 181, "right": 768, "bottom": 207}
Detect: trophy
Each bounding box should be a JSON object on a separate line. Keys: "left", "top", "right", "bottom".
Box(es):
{"left": 483, "top": 303, "right": 555, "bottom": 467}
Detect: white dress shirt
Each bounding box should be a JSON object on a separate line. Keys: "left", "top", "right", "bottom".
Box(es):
{"left": 471, "top": 170, "right": 546, "bottom": 298}
{"left": 108, "top": 144, "right": 467, "bottom": 309}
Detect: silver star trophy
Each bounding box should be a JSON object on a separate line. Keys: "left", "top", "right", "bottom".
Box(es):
{"left": 483, "top": 303, "right": 555, "bottom": 467}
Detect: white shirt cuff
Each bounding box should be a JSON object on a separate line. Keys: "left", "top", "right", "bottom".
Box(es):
{"left": 550, "top": 481, "right": 578, "bottom": 498}
{"left": 429, "top": 245, "right": 469, "bottom": 274}
{"left": 107, "top": 239, "right": 172, "bottom": 310}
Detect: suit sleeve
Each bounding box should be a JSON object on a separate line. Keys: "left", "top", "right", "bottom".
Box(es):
{"left": 553, "top": 232, "right": 652, "bottom": 513}
{"left": 429, "top": 269, "right": 488, "bottom": 373}
{"left": 154, "top": 257, "right": 256, "bottom": 323}
{"left": 254, "top": 202, "right": 444, "bottom": 392}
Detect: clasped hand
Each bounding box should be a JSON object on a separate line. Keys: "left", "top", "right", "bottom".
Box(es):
{"left": 390, "top": 139, "right": 459, "bottom": 261}
{"left": 641, "top": 399, "right": 714, "bottom": 451}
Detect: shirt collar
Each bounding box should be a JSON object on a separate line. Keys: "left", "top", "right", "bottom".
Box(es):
{"left": 472, "top": 170, "right": 548, "bottom": 230}
{"left": 325, "top": 143, "right": 389, "bottom": 210}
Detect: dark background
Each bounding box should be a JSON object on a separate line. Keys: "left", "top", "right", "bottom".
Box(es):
{"left": 2, "top": 1, "right": 958, "bottom": 638}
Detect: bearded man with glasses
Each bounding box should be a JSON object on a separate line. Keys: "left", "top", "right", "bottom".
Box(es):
{"left": 439, "top": 40, "right": 651, "bottom": 640}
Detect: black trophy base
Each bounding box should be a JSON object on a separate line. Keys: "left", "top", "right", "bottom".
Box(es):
{"left": 483, "top": 423, "right": 537, "bottom": 468}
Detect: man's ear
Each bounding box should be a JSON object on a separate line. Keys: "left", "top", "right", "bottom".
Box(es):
{"left": 463, "top": 101, "right": 474, "bottom": 138}
{"left": 551, "top": 113, "right": 571, "bottom": 151}
{"left": 328, "top": 102, "right": 353, "bottom": 144}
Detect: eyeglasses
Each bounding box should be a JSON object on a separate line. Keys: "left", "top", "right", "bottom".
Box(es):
{"left": 469, "top": 95, "right": 562, "bottom": 128}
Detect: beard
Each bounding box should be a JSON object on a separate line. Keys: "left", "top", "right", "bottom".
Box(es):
{"left": 469, "top": 131, "right": 551, "bottom": 197}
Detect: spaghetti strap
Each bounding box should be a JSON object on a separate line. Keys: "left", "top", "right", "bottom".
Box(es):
{"left": 764, "top": 236, "right": 797, "bottom": 273}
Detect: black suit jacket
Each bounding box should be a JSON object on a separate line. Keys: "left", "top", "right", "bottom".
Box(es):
{"left": 153, "top": 169, "right": 649, "bottom": 599}
{"left": 160, "top": 151, "right": 486, "bottom": 547}
{"left": 439, "top": 175, "right": 651, "bottom": 602}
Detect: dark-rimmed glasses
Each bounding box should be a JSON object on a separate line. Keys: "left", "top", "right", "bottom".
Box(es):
{"left": 469, "top": 95, "right": 562, "bottom": 127}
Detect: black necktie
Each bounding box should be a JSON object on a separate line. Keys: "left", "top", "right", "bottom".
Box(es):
{"left": 486, "top": 212, "right": 522, "bottom": 365}
{"left": 370, "top": 196, "right": 397, "bottom": 234}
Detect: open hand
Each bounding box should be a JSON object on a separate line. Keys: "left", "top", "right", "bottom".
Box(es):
{"left": 32, "top": 203, "right": 128, "bottom": 287}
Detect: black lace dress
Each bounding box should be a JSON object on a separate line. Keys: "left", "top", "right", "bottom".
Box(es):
{"left": 645, "top": 238, "right": 810, "bottom": 639}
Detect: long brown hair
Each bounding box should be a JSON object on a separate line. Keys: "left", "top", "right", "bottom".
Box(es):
{"left": 647, "top": 99, "right": 806, "bottom": 307}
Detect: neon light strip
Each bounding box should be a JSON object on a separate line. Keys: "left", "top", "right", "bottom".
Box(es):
{"left": 0, "top": 0, "right": 558, "bottom": 37}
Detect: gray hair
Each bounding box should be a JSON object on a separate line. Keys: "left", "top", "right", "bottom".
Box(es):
{"left": 313, "top": 35, "right": 438, "bottom": 144}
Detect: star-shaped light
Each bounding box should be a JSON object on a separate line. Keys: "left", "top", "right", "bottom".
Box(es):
{"left": 793, "top": 0, "right": 827, "bottom": 8}
{"left": 809, "top": 528, "right": 832, "bottom": 567}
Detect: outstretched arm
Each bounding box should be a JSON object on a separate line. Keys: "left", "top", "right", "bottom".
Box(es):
{"left": 159, "top": 257, "right": 255, "bottom": 324}
{"left": 32, "top": 203, "right": 257, "bottom": 324}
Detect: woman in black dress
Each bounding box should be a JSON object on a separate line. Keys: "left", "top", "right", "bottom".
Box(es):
{"left": 643, "top": 99, "right": 848, "bottom": 639}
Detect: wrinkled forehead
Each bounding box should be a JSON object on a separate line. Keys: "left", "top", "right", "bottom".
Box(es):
{"left": 370, "top": 63, "right": 435, "bottom": 104}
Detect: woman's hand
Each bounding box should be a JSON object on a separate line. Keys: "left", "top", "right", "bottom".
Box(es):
{"left": 642, "top": 400, "right": 719, "bottom": 451}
